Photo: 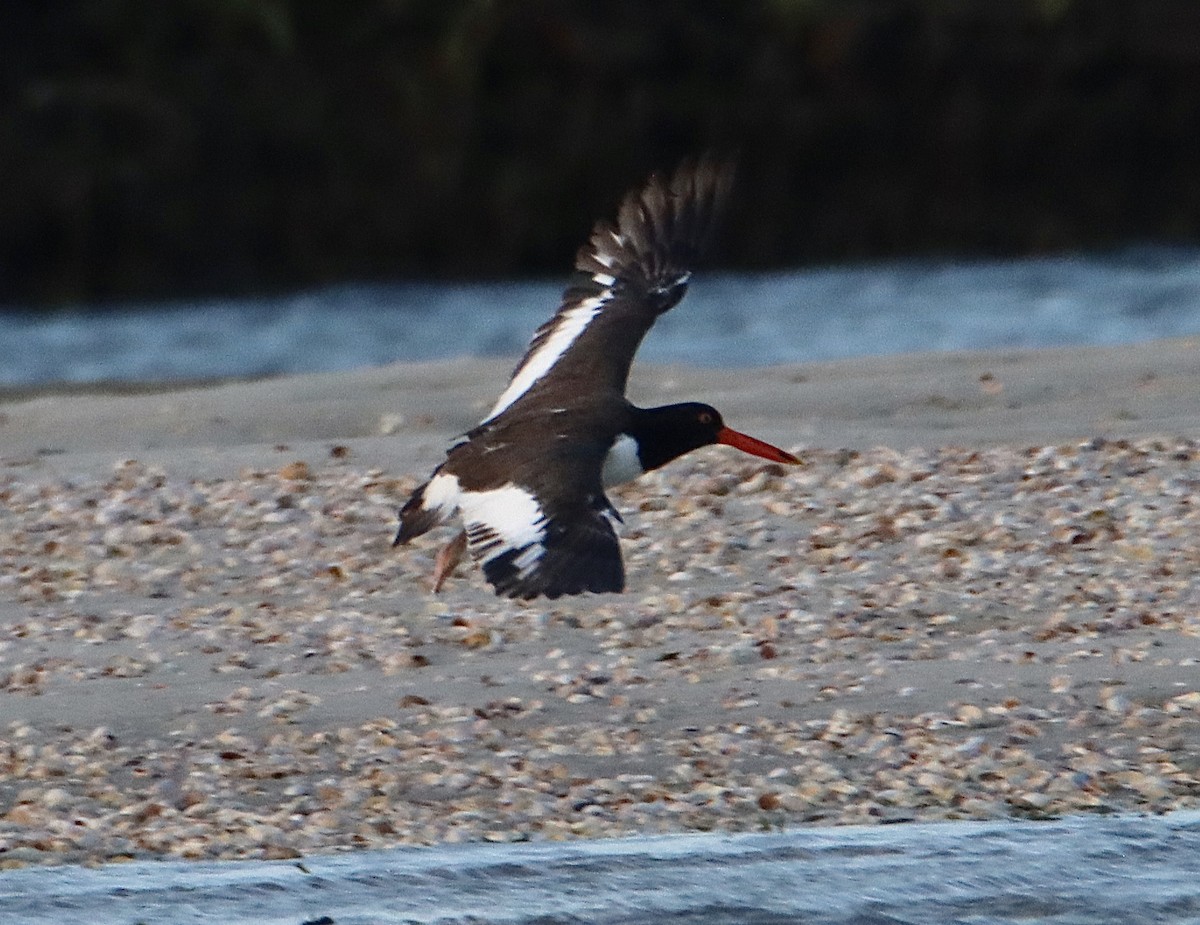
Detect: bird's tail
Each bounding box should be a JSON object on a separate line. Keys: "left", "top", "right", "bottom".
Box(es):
{"left": 393, "top": 478, "right": 453, "bottom": 546}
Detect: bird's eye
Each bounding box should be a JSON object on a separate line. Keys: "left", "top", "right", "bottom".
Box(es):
{"left": 698, "top": 411, "right": 713, "bottom": 424}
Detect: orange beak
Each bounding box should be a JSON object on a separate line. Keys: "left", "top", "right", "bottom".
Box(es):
{"left": 716, "top": 426, "right": 802, "bottom": 465}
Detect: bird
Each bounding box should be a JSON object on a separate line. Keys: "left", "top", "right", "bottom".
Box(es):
{"left": 393, "top": 158, "right": 801, "bottom": 599}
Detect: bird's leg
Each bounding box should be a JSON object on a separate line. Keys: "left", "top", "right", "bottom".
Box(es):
{"left": 431, "top": 530, "right": 468, "bottom": 593}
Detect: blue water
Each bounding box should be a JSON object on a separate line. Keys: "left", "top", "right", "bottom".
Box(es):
{"left": 3, "top": 247, "right": 1200, "bottom": 386}
{"left": 3, "top": 813, "right": 1200, "bottom": 924}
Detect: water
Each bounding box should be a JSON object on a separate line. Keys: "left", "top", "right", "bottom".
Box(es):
{"left": 3, "top": 247, "right": 1200, "bottom": 387}
{"left": 2, "top": 813, "right": 1200, "bottom": 924}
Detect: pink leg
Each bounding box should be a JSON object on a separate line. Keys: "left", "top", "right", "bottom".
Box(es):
{"left": 431, "top": 530, "right": 468, "bottom": 593}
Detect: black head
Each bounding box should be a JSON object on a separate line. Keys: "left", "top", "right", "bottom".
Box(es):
{"left": 633, "top": 402, "right": 800, "bottom": 472}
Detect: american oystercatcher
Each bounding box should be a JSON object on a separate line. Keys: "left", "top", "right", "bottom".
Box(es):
{"left": 394, "top": 159, "right": 800, "bottom": 599}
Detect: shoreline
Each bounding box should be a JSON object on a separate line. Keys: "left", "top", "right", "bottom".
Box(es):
{"left": 4, "top": 336, "right": 1200, "bottom": 475}
{"left": 2, "top": 338, "right": 1200, "bottom": 867}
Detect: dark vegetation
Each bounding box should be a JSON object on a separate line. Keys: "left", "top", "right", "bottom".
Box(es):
{"left": 4, "top": 0, "right": 1200, "bottom": 306}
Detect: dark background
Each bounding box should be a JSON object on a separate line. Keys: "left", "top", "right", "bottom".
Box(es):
{"left": 4, "top": 0, "right": 1200, "bottom": 307}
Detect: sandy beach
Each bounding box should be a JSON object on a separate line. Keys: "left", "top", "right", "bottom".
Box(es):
{"left": 2, "top": 337, "right": 1199, "bottom": 867}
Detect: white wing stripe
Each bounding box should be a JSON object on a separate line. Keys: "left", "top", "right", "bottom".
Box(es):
{"left": 460, "top": 484, "right": 548, "bottom": 569}
{"left": 512, "top": 544, "right": 544, "bottom": 577}
{"left": 482, "top": 292, "right": 611, "bottom": 422}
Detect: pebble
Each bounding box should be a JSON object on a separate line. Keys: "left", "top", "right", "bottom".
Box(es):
{"left": 1, "top": 442, "right": 1199, "bottom": 866}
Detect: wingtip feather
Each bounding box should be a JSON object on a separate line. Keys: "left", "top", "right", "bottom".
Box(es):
{"left": 573, "top": 156, "right": 735, "bottom": 287}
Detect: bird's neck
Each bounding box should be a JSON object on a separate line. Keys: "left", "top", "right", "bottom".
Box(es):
{"left": 611, "top": 404, "right": 709, "bottom": 479}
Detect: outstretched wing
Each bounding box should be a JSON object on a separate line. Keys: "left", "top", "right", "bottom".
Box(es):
{"left": 480, "top": 158, "right": 733, "bottom": 425}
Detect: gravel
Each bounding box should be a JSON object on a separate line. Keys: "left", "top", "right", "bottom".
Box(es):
{"left": 2, "top": 439, "right": 1200, "bottom": 867}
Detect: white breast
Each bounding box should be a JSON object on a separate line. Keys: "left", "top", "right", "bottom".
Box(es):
{"left": 601, "top": 433, "right": 644, "bottom": 487}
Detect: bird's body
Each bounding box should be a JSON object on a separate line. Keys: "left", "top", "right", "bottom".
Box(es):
{"left": 394, "top": 160, "right": 800, "bottom": 599}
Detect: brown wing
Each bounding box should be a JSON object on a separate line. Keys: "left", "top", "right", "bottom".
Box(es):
{"left": 479, "top": 158, "right": 734, "bottom": 425}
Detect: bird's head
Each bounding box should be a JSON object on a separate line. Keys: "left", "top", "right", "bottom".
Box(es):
{"left": 639, "top": 402, "right": 801, "bottom": 471}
